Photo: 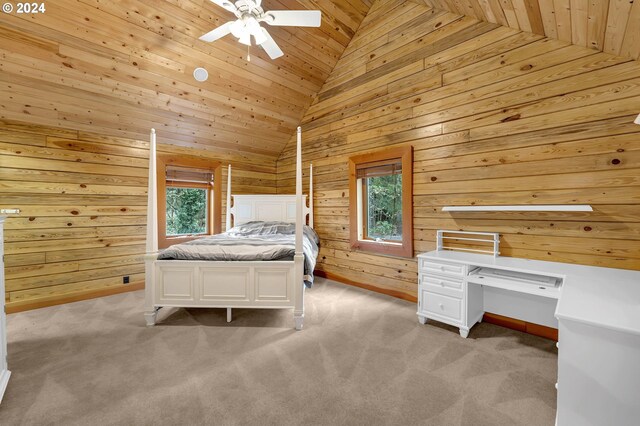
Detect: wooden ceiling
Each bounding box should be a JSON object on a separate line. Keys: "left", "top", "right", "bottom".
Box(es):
{"left": 411, "top": 0, "right": 640, "bottom": 60}
{"left": 1, "top": 0, "right": 639, "bottom": 160}
{"left": 0, "top": 0, "right": 371, "bottom": 159}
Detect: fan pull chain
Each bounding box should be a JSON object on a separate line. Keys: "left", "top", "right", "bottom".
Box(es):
{"left": 247, "top": 44, "right": 251, "bottom": 62}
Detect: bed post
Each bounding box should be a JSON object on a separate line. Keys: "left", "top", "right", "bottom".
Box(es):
{"left": 294, "top": 126, "right": 305, "bottom": 330}
{"left": 226, "top": 164, "right": 232, "bottom": 231}
{"left": 309, "top": 163, "right": 313, "bottom": 227}
{"left": 144, "top": 129, "right": 159, "bottom": 326}
{"left": 225, "top": 164, "right": 233, "bottom": 321}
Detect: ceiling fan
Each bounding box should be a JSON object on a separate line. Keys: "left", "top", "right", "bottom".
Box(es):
{"left": 199, "top": 0, "right": 322, "bottom": 60}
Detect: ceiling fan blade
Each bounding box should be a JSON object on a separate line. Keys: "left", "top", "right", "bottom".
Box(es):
{"left": 259, "top": 28, "right": 283, "bottom": 59}
{"left": 264, "top": 10, "right": 321, "bottom": 27}
{"left": 199, "top": 21, "right": 234, "bottom": 42}
{"left": 206, "top": 0, "right": 239, "bottom": 14}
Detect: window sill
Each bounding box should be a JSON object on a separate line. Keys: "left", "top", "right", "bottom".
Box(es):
{"left": 359, "top": 239, "right": 402, "bottom": 246}
{"left": 351, "top": 239, "right": 412, "bottom": 258}
{"left": 352, "top": 247, "right": 415, "bottom": 261}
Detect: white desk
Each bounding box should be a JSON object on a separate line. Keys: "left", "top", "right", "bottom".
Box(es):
{"left": 0, "top": 217, "right": 11, "bottom": 404}
{"left": 417, "top": 250, "right": 640, "bottom": 426}
{"left": 417, "top": 250, "right": 566, "bottom": 336}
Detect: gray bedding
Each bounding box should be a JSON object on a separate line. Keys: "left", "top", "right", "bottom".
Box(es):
{"left": 157, "top": 221, "right": 320, "bottom": 286}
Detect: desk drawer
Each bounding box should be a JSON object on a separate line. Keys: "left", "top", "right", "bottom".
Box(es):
{"left": 421, "top": 290, "right": 462, "bottom": 323}
{"left": 419, "top": 258, "right": 466, "bottom": 277}
{"left": 420, "top": 274, "right": 463, "bottom": 298}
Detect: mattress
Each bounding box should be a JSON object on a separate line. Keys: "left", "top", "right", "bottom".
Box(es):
{"left": 157, "top": 221, "right": 320, "bottom": 286}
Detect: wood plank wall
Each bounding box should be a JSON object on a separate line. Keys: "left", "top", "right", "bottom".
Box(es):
{"left": 0, "top": 120, "right": 276, "bottom": 312}
{"left": 276, "top": 0, "right": 640, "bottom": 300}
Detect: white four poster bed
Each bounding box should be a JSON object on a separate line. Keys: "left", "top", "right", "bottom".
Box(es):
{"left": 144, "top": 127, "right": 313, "bottom": 330}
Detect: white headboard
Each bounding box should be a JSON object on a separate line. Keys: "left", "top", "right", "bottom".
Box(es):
{"left": 228, "top": 195, "right": 310, "bottom": 227}
{"left": 225, "top": 163, "right": 313, "bottom": 230}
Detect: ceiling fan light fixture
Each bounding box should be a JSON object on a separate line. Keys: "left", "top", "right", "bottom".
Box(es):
{"left": 246, "top": 17, "right": 261, "bottom": 34}
{"left": 230, "top": 20, "right": 245, "bottom": 38}
{"left": 200, "top": 0, "right": 321, "bottom": 60}
{"left": 245, "top": 17, "right": 266, "bottom": 43}
{"left": 238, "top": 32, "right": 251, "bottom": 46}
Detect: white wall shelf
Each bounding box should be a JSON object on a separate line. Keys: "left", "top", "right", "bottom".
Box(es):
{"left": 442, "top": 205, "right": 593, "bottom": 212}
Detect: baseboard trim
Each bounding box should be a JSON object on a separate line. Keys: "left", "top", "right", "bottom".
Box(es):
{"left": 316, "top": 270, "right": 558, "bottom": 341}
{"left": 315, "top": 270, "right": 417, "bottom": 303}
{"left": 6, "top": 282, "right": 144, "bottom": 314}
{"left": 482, "top": 312, "right": 558, "bottom": 341}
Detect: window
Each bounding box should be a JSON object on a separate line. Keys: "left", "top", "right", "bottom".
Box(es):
{"left": 166, "top": 187, "right": 207, "bottom": 236}
{"left": 348, "top": 146, "right": 412, "bottom": 257}
{"left": 157, "top": 155, "right": 222, "bottom": 248}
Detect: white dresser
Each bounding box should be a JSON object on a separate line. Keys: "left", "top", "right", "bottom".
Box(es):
{"left": 417, "top": 249, "right": 640, "bottom": 425}
{"left": 417, "top": 256, "right": 475, "bottom": 337}
{"left": 0, "top": 217, "right": 10, "bottom": 403}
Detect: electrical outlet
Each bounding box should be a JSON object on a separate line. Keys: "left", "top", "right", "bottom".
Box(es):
{"left": 123, "top": 276, "right": 130, "bottom": 284}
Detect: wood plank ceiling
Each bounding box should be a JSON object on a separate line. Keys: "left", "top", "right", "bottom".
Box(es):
{"left": 0, "top": 0, "right": 372, "bottom": 159}
{"left": 412, "top": 0, "right": 640, "bottom": 60}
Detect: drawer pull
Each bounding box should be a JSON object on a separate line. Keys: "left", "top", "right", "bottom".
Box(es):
{"left": 422, "top": 290, "right": 462, "bottom": 321}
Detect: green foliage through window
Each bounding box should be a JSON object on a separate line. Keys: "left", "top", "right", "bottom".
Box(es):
{"left": 365, "top": 174, "right": 402, "bottom": 241}
{"left": 166, "top": 187, "right": 207, "bottom": 235}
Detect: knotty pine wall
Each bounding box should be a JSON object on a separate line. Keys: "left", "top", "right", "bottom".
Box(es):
{"left": 276, "top": 0, "right": 640, "bottom": 300}
{"left": 0, "top": 120, "right": 276, "bottom": 312}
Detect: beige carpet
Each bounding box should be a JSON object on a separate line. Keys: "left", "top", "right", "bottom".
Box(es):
{"left": 0, "top": 278, "right": 557, "bottom": 425}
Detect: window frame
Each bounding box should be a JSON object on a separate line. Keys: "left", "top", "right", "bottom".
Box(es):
{"left": 348, "top": 146, "right": 413, "bottom": 258}
{"left": 157, "top": 154, "right": 222, "bottom": 249}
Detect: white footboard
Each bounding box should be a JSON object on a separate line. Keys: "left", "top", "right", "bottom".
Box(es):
{"left": 145, "top": 257, "right": 305, "bottom": 328}
{"left": 155, "top": 260, "right": 296, "bottom": 308}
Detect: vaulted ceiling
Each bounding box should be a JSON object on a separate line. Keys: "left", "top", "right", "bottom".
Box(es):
{"left": 411, "top": 0, "right": 640, "bottom": 60}
{"left": 0, "top": 0, "right": 638, "bottom": 160}
{"left": 0, "top": 0, "right": 371, "bottom": 159}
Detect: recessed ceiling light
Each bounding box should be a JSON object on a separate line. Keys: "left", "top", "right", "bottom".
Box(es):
{"left": 193, "top": 67, "right": 208, "bottom": 82}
